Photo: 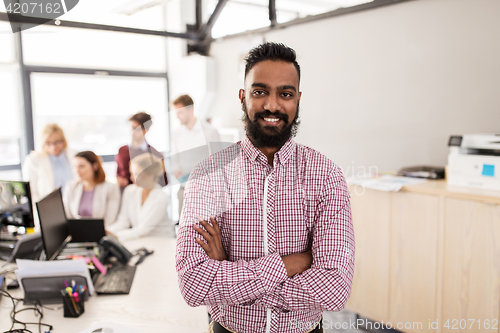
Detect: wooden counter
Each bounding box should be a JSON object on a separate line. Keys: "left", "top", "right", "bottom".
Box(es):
{"left": 346, "top": 181, "right": 500, "bottom": 333}
{"left": 402, "top": 179, "right": 500, "bottom": 204}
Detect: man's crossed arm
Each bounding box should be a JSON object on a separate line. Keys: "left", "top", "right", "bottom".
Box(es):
{"left": 175, "top": 165, "right": 354, "bottom": 312}
{"left": 194, "top": 216, "right": 313, "bottom": 278}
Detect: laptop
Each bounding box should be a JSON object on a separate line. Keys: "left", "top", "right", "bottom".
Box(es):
{"left": 37, "top": 188, "right": 104, "bottom": 260}
{"left": 68, "top": 218, "right": 106, "bottom": 243}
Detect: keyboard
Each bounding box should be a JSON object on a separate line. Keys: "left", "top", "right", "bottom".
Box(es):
{"left": 93, "top": 264, "right": 137, "bottom": 295}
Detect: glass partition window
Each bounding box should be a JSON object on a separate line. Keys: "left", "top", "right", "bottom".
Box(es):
{"left": 0, "top": 72, "right": 22, "bottom": 167}
{"left": 59, "top": 0, "right": 166, "bottom": 31}
{"left": 208, "top": 0, "right": 375, "bottom": 37}
{"left": 22, "top": 26, "right": 167, "bottom": 71}
{"left": 0, "top": 22, "right": 22, "bottom": 174}
{"left": 276, "top": 0, "right": 374, "bottom": 23}
{"left": 30, "top": 73, "right": 169, "bottom": 157}
{"left": 0, "top": 22, "right": 15, "bottom": 63}
{"left": 210, "top": 0, "right": 270, "bottom": 38}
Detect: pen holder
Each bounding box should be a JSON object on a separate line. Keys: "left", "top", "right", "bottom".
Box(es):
{"left": 61, "top": 289, "right": 85, "bottom": 318}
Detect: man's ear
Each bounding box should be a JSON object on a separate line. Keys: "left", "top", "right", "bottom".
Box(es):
{"left": 298, "top": 91, "right": 302, "bottom": 103}
{"left": 238, "top": 89, "right": 245, "bottom": 110}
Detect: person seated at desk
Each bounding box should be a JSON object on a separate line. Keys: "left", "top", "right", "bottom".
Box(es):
{"left": 23, "top": 123, "right": 74, "bottom": 203}
{"left": 63, "top": 151, "right": 120, "bottom": 227}
{"left": 107, "top": 154, "right": 169, "bottom": 241}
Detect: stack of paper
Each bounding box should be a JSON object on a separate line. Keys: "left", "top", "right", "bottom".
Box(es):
{"left": 347, "top": 175, "right": 428, "bottom": 192}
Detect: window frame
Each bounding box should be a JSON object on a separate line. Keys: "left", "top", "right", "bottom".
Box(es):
{"left": 0, "top": 27, "right": 171, "bottom": 179}
{"left": 24, "top": 65, "right": 171, "bottom": 167}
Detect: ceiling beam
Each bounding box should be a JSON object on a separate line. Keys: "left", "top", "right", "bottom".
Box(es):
{"left": 195, "top": 0, "right": 203, "bottom": 30}
{"left": 198, "top": 0, "right": 228, "bottom": 41}
{"left": 269, "top": 0, "right": 277, "bottom": 27}
{"left": 0, "top": 12, "right": 198, "bottom": 40}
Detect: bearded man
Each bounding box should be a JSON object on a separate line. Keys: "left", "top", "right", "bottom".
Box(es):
{"left": 176, "top": 42, "right": 355, "bottom": 333}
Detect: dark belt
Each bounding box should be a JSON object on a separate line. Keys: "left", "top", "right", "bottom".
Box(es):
{"left": 213, "top": 318, "right": 323, "bottom": 333}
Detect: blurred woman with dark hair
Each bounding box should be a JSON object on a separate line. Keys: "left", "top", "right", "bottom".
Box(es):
{"left": 63, "top": 151, "right": 120, "bottom": 227}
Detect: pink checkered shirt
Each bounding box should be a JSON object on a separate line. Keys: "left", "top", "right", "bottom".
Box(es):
{"left": 176, "top": 136, "right": 355, "bottom": 333}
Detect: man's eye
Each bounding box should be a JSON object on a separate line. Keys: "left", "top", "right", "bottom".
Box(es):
{"left": 253, "top": 90, "right": 265, "bottom": 95}
{"left": 282, "top": 92, "right": 293, "bottom": 98}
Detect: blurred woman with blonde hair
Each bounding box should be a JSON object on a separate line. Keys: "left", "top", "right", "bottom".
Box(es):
{"left": 23, "top": 124, "right": 74, "bottom": 203}
{"left": 107, "top": 153, "right": 170, "bottom": 241}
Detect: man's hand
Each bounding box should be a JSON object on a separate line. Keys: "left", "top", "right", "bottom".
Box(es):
{"left": 193, "top": 216, "right": 228, "bottom": 261}
{"left": 281, "top": 250, "right": 313, "bottom": 278}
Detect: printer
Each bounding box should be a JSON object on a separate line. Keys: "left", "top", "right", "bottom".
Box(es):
{"left": 448, "top": 134, "right": 500, "bottom": 191}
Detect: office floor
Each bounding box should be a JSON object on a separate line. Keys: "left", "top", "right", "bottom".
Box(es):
{"left": 322, "top": 310, "right": 400, "bottom": 333}
{"left": 323, "top": 310, "right": 363, "bottom": 332}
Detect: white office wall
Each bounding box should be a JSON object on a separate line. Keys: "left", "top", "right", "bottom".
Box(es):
{"left": 205, "top": 0, "right": 500, "bottom": 174}
{"left": 165, "top": 0, "right": 218, "bottom": 125}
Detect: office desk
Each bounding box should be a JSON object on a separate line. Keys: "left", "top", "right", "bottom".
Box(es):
{"left": 0, "top": 235, "right": 208, "bottom": 333}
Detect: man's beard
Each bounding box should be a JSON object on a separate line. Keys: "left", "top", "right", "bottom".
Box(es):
{"left": 242, "top": 103, "right": 300, "bottom": 149}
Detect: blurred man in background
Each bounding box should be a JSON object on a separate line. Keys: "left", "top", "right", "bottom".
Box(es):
{"left": 170, "top": 95, "right": 220, "bottom": 219}
{"left": 116, "top": 112, "right": 165, "bottom": 189}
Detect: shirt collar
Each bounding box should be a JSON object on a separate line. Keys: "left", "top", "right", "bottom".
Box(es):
{"left": 182, "top": 118, "right": 201, "bottom": 132}
{"left": 191, "top": 118, "right": 201, "bottom": 130}
{"left": 49, "top": 150, "right": 66, "bottom": 161}
{"left": 129, "top": 140, "right": 148, "bottom": 151}
{"left": 275, "top": 137, "right": 295, "bottom": 166}
{"left": 241, "top": 135, "right": 295, "bottom": 167}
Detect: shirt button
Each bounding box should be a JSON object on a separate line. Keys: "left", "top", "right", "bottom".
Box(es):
{"left": 266, "top": 207, "right": 272, "bottom": 213}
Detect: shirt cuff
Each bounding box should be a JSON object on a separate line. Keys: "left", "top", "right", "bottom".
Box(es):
{"left": 256, "top": 253, "right": 288, "bottom": 293}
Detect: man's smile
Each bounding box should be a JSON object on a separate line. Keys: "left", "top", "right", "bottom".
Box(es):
{"left": 260, "top": 116, "right": 283, "bottom": 126}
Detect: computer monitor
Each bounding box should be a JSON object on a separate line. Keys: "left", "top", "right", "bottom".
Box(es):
{"left": 0, "top": 180, "right": 34, "bottom": 229}
{"left": 36, "top": 188, "right": 71, "bottom": 260}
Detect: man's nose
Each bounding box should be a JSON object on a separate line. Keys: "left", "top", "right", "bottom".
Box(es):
{"left": 263, "top": 94, "right": 281, "bottom": 112}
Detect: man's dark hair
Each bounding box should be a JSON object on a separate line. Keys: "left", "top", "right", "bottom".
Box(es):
{"left": 173, "top": 94, "right": 194, "bottom": 108}
{"left": 129, "top": 112, "right": 152, "bottom": 130}
{"left": 244, "top": 42, "right": 300, "bottom": 81}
